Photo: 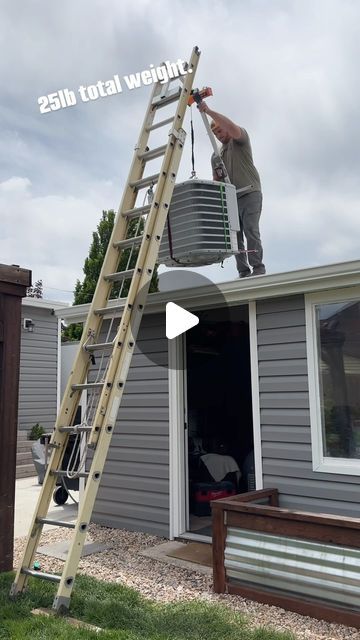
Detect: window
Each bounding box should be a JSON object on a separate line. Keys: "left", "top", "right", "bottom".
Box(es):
{"left": 306, "top": 288, "right": 360, "bottom": 474}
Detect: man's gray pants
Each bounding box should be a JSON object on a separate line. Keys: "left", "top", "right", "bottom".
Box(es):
{"left": 235, "top": 190, "right": 265, "bottom": 277}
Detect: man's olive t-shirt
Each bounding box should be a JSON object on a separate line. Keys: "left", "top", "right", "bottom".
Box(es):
{"left": 211, "top": 128, "right": 261, "bottom": 193}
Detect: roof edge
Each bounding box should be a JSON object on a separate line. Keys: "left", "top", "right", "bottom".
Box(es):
{"left": 54, "top": 259, "right": 360, "bottom": 322}
{"left": 22, "top": 297, "right": 70, "bottom": 310}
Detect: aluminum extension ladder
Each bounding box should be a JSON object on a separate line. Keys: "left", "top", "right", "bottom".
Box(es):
{"left": 11, "top": 45, "right": 200, "bottom": 613}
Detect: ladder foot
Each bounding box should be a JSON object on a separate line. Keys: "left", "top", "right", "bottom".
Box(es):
{"left": 9, "top": 581, "right": 27, "bottom": 599}
{"left": 9, "top": 582, "right": 20, "bottom": 598}
{"left": 52, "top": 595, "right": 71, "bottom": 615}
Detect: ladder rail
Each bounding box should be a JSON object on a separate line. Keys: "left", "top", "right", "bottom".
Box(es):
{"left": 11, "top": 46, "right": 201, "bottom": 612}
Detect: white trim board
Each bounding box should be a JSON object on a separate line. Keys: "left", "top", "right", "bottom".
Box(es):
{"left": 22, "top": 297, "right": 67, "bottom": 310}
{"left": 249, "top": 300, "right": 263, "bottom": 490}
{"left": 56, "top": 318, "right": 62, "bottom": 413}
{"left": 168, "top": 336, "right": 186, "bottom": 539}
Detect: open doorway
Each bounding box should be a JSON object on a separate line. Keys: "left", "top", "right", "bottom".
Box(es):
{"left": 185, "top": 304, "right": 254, "bottom": 536}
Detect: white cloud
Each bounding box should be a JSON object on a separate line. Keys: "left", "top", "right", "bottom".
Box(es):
{"left": 0, "top": 176, "right": 31, "bottom": 192}
{"left": 0, "top": 175, "right": 119, "bottom": 300}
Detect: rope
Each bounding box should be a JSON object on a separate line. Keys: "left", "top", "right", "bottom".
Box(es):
{"left": 189, "top": 107, "right": 196, "bottom": 178}
{"left": 166, "top": 215, "right": 183, "bottom": 266}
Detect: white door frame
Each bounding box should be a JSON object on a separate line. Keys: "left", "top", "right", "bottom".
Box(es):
{"left": 168, "top": 301, "right": 263, "bottom": 539}
{"left": 248, "top": 300, "right": 263, "bottom": 491}
{"left": 168, "top": 335, "right": 187, "bottom": 539}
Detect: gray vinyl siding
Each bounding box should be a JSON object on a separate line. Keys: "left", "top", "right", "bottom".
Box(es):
{"left": 257, "top": 295, "right": 360, "bottom": 518}
{"left": 92, "top": 312, "right": 170, "bottom": 537}
{"left": 18, "top": 306, "right": 58, "bottom": 432}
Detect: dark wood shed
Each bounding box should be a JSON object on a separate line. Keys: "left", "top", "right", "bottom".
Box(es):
{"left": 0, "top": 264, "right": 31, "bottom": 572}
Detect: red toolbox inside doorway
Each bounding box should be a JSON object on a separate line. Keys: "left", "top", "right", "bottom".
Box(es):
{"left": 191, "top": 481, "right": 236, "bottom": 516}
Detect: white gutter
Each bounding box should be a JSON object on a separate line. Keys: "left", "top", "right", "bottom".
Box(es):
{"left": 54, "top": 259, "right": 360, "bottom": 323}
{"left": 22, "top": 297, "right": 69, "bottom": 310}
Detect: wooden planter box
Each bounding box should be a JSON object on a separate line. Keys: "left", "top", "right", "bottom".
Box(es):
{"left": 212, "top": 488, "right": 360, "bottom": 628}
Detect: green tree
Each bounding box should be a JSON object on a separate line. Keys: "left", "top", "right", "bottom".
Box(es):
{"left": 62, "top": 210, "right": 159, "bottom": 341}
{"left": 27, "top": 279, "right": 43, "bottom": 299}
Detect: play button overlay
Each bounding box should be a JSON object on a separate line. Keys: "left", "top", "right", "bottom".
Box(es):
{"left": 129, "top": 270, "right": 229, "bottom": 370}
{"left": 166, "top": 302, "right": 199, "bottom": 339}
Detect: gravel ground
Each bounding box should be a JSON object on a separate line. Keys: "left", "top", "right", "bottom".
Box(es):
{"left": 13, "top": 525, "right": 360, "bottom": 640}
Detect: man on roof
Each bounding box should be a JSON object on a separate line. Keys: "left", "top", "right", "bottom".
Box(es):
{"left": 198, "top": 101, "right": 265, "bottom": 278}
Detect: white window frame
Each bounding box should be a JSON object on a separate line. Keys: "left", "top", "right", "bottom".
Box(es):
{"left": 305, "top": 285, "right": 360, "bottom": 475}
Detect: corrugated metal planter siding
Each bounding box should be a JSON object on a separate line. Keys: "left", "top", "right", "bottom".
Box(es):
{"left": 225, "top": 527, "right": 360, "bottom": 609}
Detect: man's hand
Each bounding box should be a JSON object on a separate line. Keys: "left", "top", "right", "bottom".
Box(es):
{"left": 197, "top": 102, "right": 243, "bottom": 141}
{"left": 197, "top": 100, "right": 211, "bottom": 115}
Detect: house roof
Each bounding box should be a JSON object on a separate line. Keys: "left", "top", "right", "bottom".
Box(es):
{"left": 22, "top": 297, "right": 70, "bottom": 311}
{"left": 54, "top": 259, "right": 360, "bottom": 323}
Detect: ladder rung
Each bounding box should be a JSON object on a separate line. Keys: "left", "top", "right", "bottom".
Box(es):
{"left": 104, "top": 268, "right": 135, "bottom": 283}
{"left": 58, "top": 425, "right": 93, "bottom": 433}
{"left": 21, "top": 568, "right": 61, "bottom": 583}
{"left": 71, "top": 382, "right": 104, "bottom": 391}
{"left": 113, "top": 235, "right": 143, "bottom": 250}
{"left": 152, "top": 87, "right": 181, "bottom": 108}
{"left": 84, "top": 342, "right": 114, "bottom": 352}
{"left": 36, "top": 517, "right": 76, "bottom": 529}
{"left": 45, "top": 441, "right": 61, "bottom": 450}
{"left": 146, "top": 116, "right": 174, "bottom": 132}
{"left": 129, "top": 173, "right": 160, "bottom": 190}
{"left": 52, "top": 470, "right": 89, "bottom": 479}
{"left": 95, "top": 305, "right": 123, "bottom": 317}
{"left": 138, "top": 144, "right": 167, "bottom": 162}
{"left": 122, "top": 204, "right": 151, "bottom": 220}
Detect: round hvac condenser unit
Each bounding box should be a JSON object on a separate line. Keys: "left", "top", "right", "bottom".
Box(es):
{"left": 158, "top": 179, "right": 240, "bottom": 267}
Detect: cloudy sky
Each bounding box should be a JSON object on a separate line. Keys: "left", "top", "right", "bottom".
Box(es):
{"left": 1, "top": 0, "right": 359, "bottom": 303}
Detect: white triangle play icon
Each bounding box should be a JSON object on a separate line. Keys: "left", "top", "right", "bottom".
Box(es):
{"left": 166, "top": 302, "right": 199, "bottom": 339}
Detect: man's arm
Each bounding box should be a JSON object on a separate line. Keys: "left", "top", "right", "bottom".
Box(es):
{"left": 211, "top": 153, "right": 222, "bottom": 181}
{"left": 198, "top": 101, "right": 244, "bottom": 140}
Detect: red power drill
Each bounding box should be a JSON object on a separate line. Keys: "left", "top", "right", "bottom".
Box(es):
{"left": 188, "top": 86, "right": 213, "bottom": 106}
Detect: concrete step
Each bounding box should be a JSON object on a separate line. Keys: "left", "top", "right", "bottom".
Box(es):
{"left": 17, "top": 431, "right": 29, "bottom": 441}
{"left": 16, "top": 451, "right": 33, "bottom": 464}
{"left": 17, "top": 440, "right": 33, "bottom": 452}
{"left": 16, "top": 463, "right": 36, "bottom": 479}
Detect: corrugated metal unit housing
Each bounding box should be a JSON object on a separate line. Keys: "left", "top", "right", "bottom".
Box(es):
{"left": 158, "top": 179, "right": 239, "bottom": 267}
{"left": 91, "top": 312, "right": 170, "bottom": 537}
{"left": 257, "top": 294, "right": 360, "bottom": 517}
{"left": 18, "top": 303, "right": 59, "bottom": 433}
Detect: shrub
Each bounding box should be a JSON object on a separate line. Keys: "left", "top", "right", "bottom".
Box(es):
{"left": 28, "top": 423, "right": 45, "bottom": 441}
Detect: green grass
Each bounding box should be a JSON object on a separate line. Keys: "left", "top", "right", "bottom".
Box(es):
{"left": 0, "top": 572, "right": 295, "bottom": 640}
